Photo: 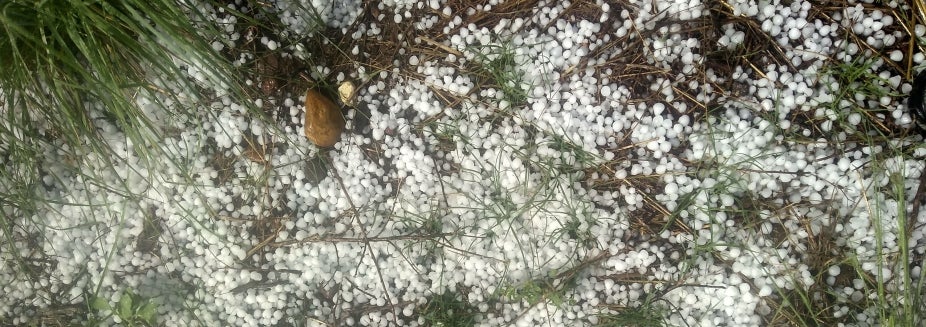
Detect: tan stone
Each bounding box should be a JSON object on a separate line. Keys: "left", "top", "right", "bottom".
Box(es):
{"left": 303, "top": 89, "right": 345, "bottom": 147}
{"left": 337, "top": 81, "right": 357, "bottom": 106}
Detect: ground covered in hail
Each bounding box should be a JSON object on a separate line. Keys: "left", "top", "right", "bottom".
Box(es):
{"left": 2, "top": 0, "right": 926, "bottom": 326}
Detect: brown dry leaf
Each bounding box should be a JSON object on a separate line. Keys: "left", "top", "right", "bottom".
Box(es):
{"left": 304, "top": 89, "right": 345, "bottom": 147}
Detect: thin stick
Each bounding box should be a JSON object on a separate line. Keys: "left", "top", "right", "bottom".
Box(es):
{"left": 325, "top": 154, "right": 400, "bottom": 325}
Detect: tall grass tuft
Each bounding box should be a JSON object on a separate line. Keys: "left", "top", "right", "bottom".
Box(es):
{"left": 0, "top": 0, "right": 239, "bottom": 202}
{"left": 0, "top": 0, "right": 252, "bottom": 319}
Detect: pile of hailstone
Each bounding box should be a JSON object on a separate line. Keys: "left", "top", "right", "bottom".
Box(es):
{"left": 1, "top": 0, "right": 924, "bottom": 326}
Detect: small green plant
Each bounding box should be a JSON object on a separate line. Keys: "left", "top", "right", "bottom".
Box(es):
{"left": 818, "top": 54, "right": 901, "bottom": 140}
{"left": 419, "top": 291, "right": 478, "bottom": 327}
{"left": 469, "top": 40, "right": 529, "bottom": 108}
{"left": 593, "top": 288, "right": 672, "bottom": 327}
{"left": 552, "top": 215, "right": 596, "bottom": 247}
{"left": 595, "top": 302, "right": 668, "bottom": 327}
{"left": 90, "top": 289, "right": 158, "bottom": 327}
{"left": 499, "top": 278, "right": 570, "bottom": 307}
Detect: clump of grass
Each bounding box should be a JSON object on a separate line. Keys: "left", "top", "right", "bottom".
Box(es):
{"left": 0, "top": 0, "right": 236, "bottom": 158}
{"left": 814, "top": 53, "right": 902, "bottom": 141}
{"left": 419, "top": 291, "right": 478, "bottom": 327}
{"left": 469, "top": 39, "right": 529, "bottom": 109}
{"left": 0, "top": 0, "right": 259, "bottom": 323}
{"left": 595, "top": 297, "right": 669, "bottom": 327}
{"left": 499, "top": 277, "right": 570, "bottom": 307}
{"left": 0, "top": 1, "right": 242, "bottom": 214}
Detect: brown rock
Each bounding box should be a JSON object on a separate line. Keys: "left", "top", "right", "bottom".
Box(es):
{"left": 304, "top": 89, "right": 345, "bottom": 147}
